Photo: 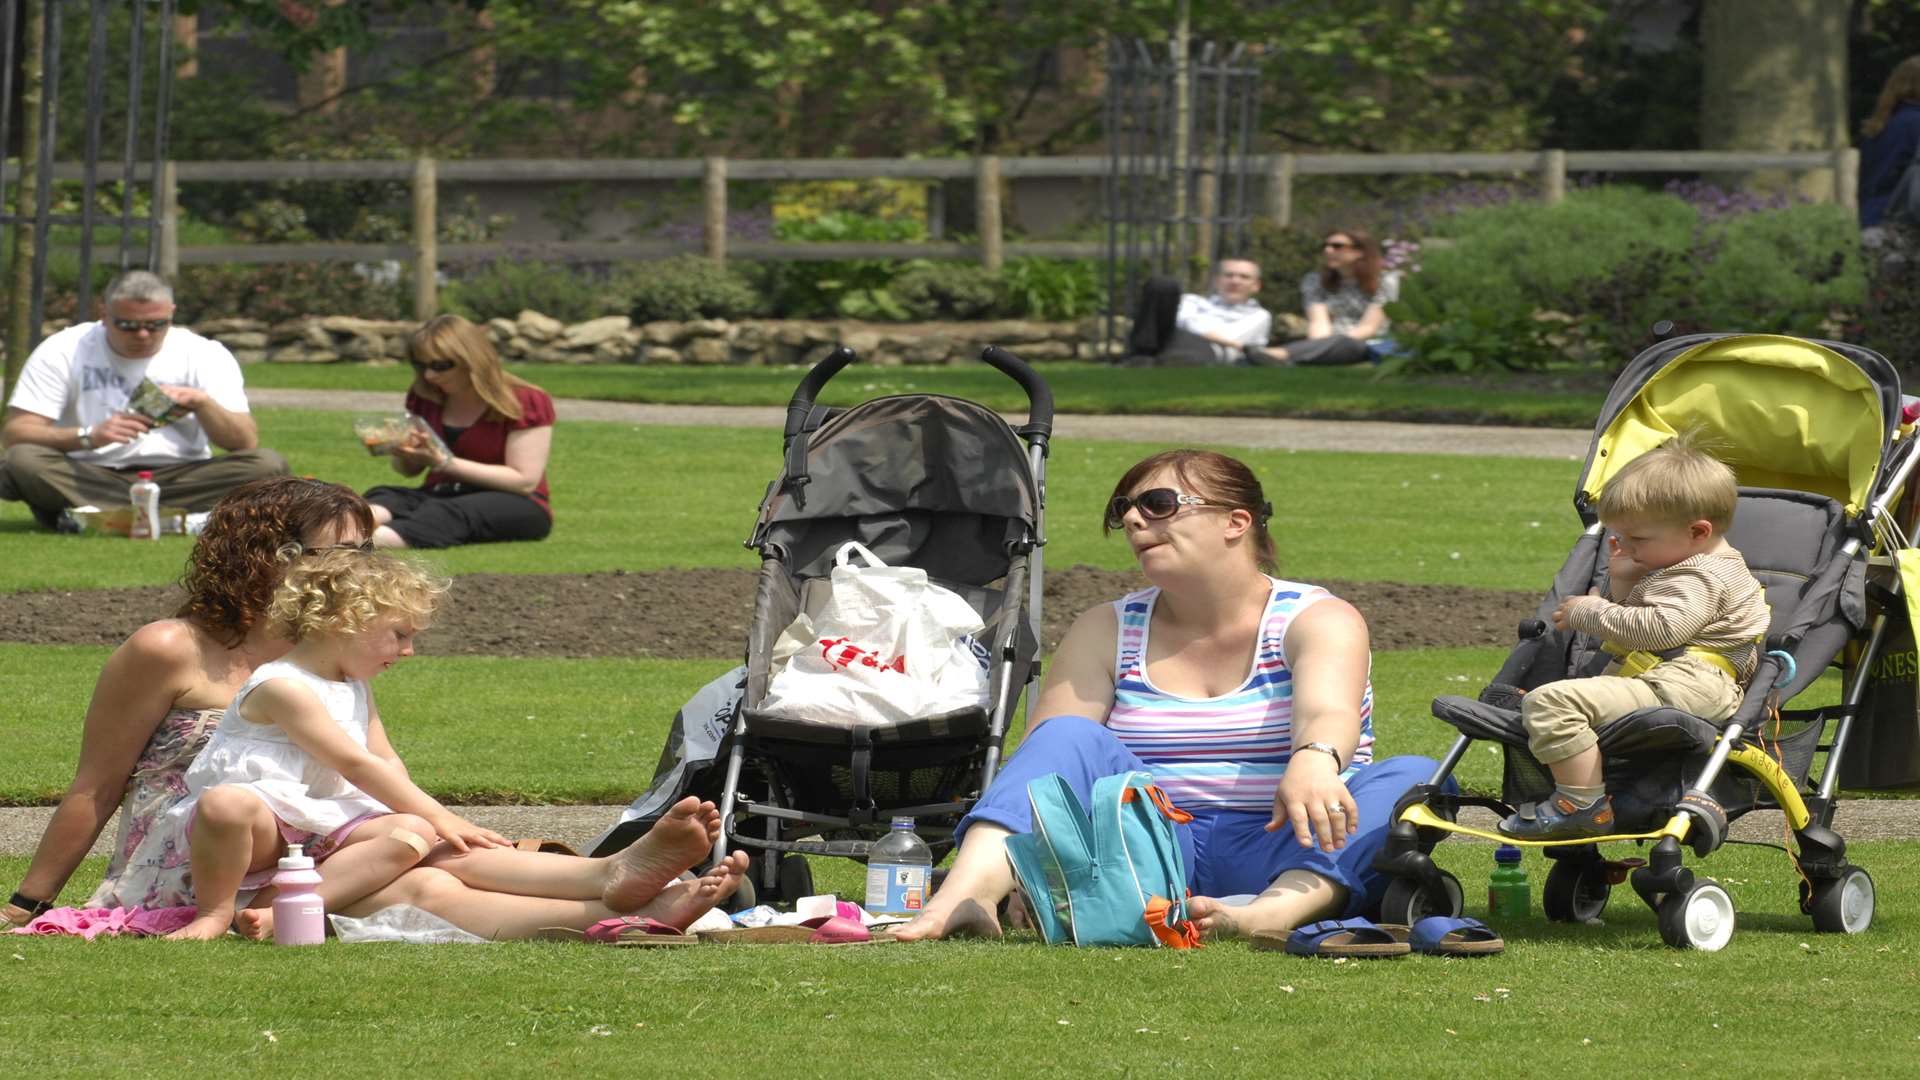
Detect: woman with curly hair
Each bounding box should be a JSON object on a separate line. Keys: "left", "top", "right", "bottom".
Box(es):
{"left": 364, "top": 315, "right": 555, "bottom": 549}
{"left": 0, "top": 476, "right": 373, "bottom": 928}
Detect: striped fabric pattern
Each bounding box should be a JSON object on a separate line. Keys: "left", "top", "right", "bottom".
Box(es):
{"left": 1105, "top": 579, "right": 1375, "bottom": 812}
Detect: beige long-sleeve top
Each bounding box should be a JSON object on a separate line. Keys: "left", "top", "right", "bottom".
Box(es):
{"left": 1563, "top": 549, "right": 1771, "bottom": 683}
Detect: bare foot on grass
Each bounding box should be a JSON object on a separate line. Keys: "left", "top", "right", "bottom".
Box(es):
{"left": 1184, "top": 896, "right": 1243, "bottom": 940}
{"left": 891, "top": 895, "right": 1002, "bottom": 941}
{"left": 234, "top": 905, "right": 275, "bottom": 942}
{"left": 636, "top": 851, "right": 748, "bottom": 931}
{"left": 602, "top": 797, "right": 721, "bottom": 913}
{"left": 166, "top": 912, "right": 234, "bottom": 941}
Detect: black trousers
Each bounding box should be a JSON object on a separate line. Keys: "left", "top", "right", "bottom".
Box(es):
{"left": 365, "top": 484, "right": 551, "bottom": 549}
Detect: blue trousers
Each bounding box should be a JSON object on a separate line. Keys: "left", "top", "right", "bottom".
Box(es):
{"left": 961, "top": 716, "right": 1443, "bottom": 916}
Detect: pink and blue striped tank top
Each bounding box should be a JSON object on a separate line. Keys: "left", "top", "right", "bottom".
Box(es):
{"left": 1105, "top": 578, "right": 1375, "bottom": 812}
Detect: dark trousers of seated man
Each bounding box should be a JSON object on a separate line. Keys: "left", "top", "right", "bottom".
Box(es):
{"left": 0, "top": 444, "right": 289, "bottom": 517}
{"left": 1124, "top": 275, "right": 1238, "bottom": 366}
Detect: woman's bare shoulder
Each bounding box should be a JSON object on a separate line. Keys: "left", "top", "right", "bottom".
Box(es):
{"left": 116, "top": 618, "right": 212, "bottom": 672}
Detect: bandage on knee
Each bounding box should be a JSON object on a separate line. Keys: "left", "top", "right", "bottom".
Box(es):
{"left": 387, "top": 827, "right": 431, "bottom": 858}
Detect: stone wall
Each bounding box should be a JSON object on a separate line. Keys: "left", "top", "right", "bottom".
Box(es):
{"left": 171, "top": 311, "right": 1125, "bottom": 367}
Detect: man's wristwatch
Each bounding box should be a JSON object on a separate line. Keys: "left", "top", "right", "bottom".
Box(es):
{"left": 1296, "top": 741, "right": 1344, "bottom": 770}
{"left": 75, "top": 424, "right": 94, "bottom": 449}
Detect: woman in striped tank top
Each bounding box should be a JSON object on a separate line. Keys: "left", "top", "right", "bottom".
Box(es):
{"left": 896, "top": 450, "right": 1440, "bottom": 942}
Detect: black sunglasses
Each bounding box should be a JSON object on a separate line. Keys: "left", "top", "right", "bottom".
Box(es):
{"left": 303, "top": 540, "right": 375, "bottom": 554}
{"left": 411, "top": 358, "right": 458, "bottom": 373}
{"left": 111, "top": 317, "right": 171, "bottom": 333}
{"left": 1106, "top": 488, "right": 1226, "bottom": 528}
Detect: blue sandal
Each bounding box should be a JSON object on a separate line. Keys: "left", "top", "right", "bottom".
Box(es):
{"left": 1253, "top": 917, "right": 1411, "bottom": 958}
{"left": 1410, "top": 915, "right": 1505, "bottom": 956}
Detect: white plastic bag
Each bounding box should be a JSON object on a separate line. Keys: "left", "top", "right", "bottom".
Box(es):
{"left": 758, "top": 542, "right": 990, "bottom": 725}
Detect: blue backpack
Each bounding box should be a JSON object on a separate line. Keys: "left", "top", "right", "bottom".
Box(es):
{"left": 1003, "top": 770, "right": 1201, "bottom": 948}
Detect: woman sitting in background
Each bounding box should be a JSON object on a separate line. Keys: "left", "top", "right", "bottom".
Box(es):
{"left": 365, "top": 315, "right": 555, "bottom": 550}
{"left": 1255, "top": 227, "right": 1399, "bottom": 367}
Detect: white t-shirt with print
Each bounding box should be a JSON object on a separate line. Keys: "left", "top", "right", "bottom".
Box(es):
{"left": 7, "top": 322, "right": 250, "bottom": 468}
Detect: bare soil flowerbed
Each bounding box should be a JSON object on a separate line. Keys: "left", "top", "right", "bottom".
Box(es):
{"left": 0, "top": 565, "right": 1536, "bottom": 658}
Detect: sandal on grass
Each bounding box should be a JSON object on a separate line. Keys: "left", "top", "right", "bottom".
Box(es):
{"left": 538, "top": 915, "right": 697, "bottom": 946}
{"left": 1410, "top": 915, "right": 1505, "bottom": 956}
{"left": 1253, "top": 917, "right": 1411, "bottom": 958}
{"left": 698, "top": 915, "right": 885, "bottom": 946}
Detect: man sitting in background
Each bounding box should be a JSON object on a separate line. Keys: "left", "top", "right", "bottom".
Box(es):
{"left": 1124, "top": 258, "right": 1272, "bottom": 366}
{"left": 0, "top": 270, "right": 287, "bottom": 532}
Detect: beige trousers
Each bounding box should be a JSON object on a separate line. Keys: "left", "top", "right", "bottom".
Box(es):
{"left": 1519, "top": 656, "right": 1744, "bottom": 765}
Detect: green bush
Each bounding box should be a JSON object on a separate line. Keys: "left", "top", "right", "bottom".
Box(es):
{"left": 441, "top": 260, "right": 607, "bottom": 324}
{"left": 1690, "top": 203, "right": 1864, "bottom": 335}
{"left": 172, "top": 263, "right": 407, "bottom": 323}
{"left": 892, "top": 263, "right": 1001, "bottom": 320}
{"left": 997, "top": 257, "right": 1102, "bottom": 321}
{"left": 758, "top": 212, "right": 924, "bottom": 319}
{"left": 607, "top": 256, "right": 766, "bottom": 323}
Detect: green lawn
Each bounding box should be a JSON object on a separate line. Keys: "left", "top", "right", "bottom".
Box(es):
{"left": 0, "top": 409, "right": 1582, "bottom": 593}
{"left": 239, "top": 359, "right": 1610, "bottom": 427}
{"left": 5, "top": 839, "right": 1915, "bottom": 1078}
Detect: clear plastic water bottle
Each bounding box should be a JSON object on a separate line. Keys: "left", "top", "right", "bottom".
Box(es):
{"left": 128, "top": 471, "right": 161, "bottom": 541}
{"left": 1488, "top": 843, "right": 1529, "bottom": 919}
{"left": 271, "top": 844, "right": 326, "bottom": 946}
{"left": 864, "top": 816, "right": 932, "bottom": 916}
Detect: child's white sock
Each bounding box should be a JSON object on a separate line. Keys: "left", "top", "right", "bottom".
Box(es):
{"left": 1557, "top": 783, "right": 1606, "bottom": 808}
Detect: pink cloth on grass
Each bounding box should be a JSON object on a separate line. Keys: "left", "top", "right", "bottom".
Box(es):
{"left": 10, "top": 905, "right": 199, "bottom": 939}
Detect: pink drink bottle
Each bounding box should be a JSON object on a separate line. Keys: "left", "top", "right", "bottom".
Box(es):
{"left": 271, "top": 844, "right": 326, "bottom": 946}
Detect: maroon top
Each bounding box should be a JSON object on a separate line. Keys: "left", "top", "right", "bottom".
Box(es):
{"left": 406, "top": 383, "right": 556, "bottom": 515}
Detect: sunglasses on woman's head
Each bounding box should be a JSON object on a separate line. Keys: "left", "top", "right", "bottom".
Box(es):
{"left": 411, "top": 358, "right": 458, "bottom": 373}
{"left": 303, "top": 540, "right": 375, "bottom": 554}
{"left": 1106, "top": 488, "right": 1226, "bottom": 528}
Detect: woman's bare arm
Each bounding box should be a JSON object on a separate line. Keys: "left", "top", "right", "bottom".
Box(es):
{"left": 1029, "top": 604, "right": 1121, "bottom": 727}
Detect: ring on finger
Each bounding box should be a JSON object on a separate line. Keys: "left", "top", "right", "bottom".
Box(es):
{"left": 1326, "top": 804, "right": 1344, "bottom": 816}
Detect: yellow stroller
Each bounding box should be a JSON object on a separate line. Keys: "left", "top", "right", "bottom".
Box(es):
{"left": 1372, "top": 332, "right": 1919, "bottom": 950}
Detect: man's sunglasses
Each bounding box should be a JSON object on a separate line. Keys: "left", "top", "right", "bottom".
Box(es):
{"left": 411, "top": 358, "right": 458, "bottom": 373}
{"left": 111, "top": 318, "right": 171, "bottom": 333}
{"left": 1105, "top": 488, "right": 1227, "bottom": 528}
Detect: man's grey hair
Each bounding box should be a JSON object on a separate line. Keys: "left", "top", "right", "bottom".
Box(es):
{"left": 1216, "top": 256, "right": 1261, "bottom": 279}
{"left": 102, "top": 270, "right": 174, "bottom": 308}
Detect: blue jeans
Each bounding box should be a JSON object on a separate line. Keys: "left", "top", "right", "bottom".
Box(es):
{"left": 961, "top": 716, "right": 1443, "bottom": 916}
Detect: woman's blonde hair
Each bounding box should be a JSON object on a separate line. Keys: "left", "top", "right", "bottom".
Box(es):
{"left": 1864, "top": 55, "right": 1920, "bottom": 139}
{"left": 1596, "top": 430, "right": 1738, "bottom": 532}
{"left": 409, "top": 314, "right": 539, "bottom": 422}
{"left": 267, "top": 548, "right": 450, "bottom": 642}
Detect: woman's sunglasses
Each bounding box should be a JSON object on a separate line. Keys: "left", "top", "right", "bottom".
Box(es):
{"left": 411, "top": 358, "right": 458, "bottom": 373}
{"left": 1106, "top": 488, "right": 1226, "bottom": 528}
{"left": 303, "top": 540, "right": 375, "bottom": 554}
{"left": 1322, "top": 240, "right": 1354, "bottom": 251}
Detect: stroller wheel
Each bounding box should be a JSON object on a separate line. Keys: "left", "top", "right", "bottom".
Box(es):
{"left": 1657, "top": 880, "right": 1735, "bottom": 951}
{"left": 1542, "top": 859, "right": 1612, "bottom": 924}
{"left": 1378, "top": 870, "right": 1464, "bottom": 925}
{"left": 778, "top": 854, "right": 815, "bottom": 902}
{"left": 1805, "top": 866, "right": 1874, "bottom": 934}
{"left": 725, "top": 875, "right": 758, "bottom": 914}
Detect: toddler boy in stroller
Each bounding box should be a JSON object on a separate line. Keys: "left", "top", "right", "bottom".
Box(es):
{"left": 1503, "top": 433, "right": 1769, "bottom": 840}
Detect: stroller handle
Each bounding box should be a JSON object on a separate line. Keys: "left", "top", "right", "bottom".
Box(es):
{"left": 978, "top": 345, "right": 1054, "bottom": 444}
{"left": 782, "top": 344, "right": 859, "bottom": 446}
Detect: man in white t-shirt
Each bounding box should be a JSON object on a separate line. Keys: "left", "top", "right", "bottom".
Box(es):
{"left": 1, "top": 271, "right": 287, "bottom": 531}
{"left": 1124, "top": 258, "right": 1272, "bottom": 366}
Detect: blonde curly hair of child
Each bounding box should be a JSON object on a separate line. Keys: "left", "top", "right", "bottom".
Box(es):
{"left": 1596, "top": 428, "right": 1738, "bottom": 533}
{"left": 267, "top": 547, "right": 450, "bottom": 642}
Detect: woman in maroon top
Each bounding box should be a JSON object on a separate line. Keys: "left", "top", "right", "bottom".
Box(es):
{"left": 365, "top": 315, "right": 555, "bottom": 549}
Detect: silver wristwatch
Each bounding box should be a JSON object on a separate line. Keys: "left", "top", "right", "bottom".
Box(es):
{"left": 1297, "top": 741, "right": 1343, "bottom": 769}
{"left": 75, "top": 424, "right": 94, "bottom": 449}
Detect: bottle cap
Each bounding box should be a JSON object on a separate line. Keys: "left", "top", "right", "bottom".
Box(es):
{"left": 890, "top": 815, "right": 915, "bottom": 829}
{"left": 278, "top": 843, "right": 315, "bottom": 871}
{"left": 137, "top": 470, "right": 154, "bottom": 479}
{"left": 1494, "top": 843, "right": 1522, "bottom": 863}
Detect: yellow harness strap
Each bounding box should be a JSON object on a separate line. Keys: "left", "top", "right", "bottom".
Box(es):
{"left": 1602, "top": 641, "right": 1744, "bottom": 682}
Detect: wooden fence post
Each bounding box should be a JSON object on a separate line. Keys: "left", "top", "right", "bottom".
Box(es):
{"left": 1539, "top": 148, "right": 1566, "bottom": 206}
{"left": 411, "top": 156, "right": 437, "bottom": 320}
{"left": 703, "top": 155, "right": 727, "bottom": 261}
{"left": 1265, "top": 152, "right": 1294, "bottom": 226}
{"left": 1193, "top": 164, "right": 1217, "bottom": 278}
{"left": 156, "top": 161, "right": 179, "bottom": 280}
{"left": 976, "top": 154, "right": 1003, "bottom": 271}
{"left": 1834, "top": 146, "right": 1859, "bottom": 213}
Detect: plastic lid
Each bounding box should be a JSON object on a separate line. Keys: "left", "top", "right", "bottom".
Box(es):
{"left": 1494, "top": 843, "right": 1522, "bottom": 863}
{"left": 137, "top": 470, "right": 154, "bottom": 479}
{"left": 278, "top": 843, "right": 315, "bottom": 871}
{"left": 890, "top": 816, "right": 916, "bottom": 829}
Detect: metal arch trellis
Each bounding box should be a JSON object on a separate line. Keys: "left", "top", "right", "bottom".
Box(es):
{"left": 2, "top": 0, "right": 176, "bottom": 356}
{"left": 1102, "top": 37, "right": 1260, "bottom": 359}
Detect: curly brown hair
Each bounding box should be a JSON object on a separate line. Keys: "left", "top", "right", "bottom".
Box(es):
{"left": 175, "top": 477, "right": 375, "bottom": 646}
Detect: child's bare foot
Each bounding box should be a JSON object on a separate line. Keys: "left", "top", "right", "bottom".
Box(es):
{"left": 602, "top": 797, "right": 721, "bottom": 913}
{"left": 891, "top": 895, "right": 1002, "bottom": 941}
{"left": 234, "top": 906, "right": 275, "bottom": 942}
{"left": 166, "top": 912, "right": 235, "bottom": 941}
{"left": 635, "top": 851, "right": 748, "bottom": 931}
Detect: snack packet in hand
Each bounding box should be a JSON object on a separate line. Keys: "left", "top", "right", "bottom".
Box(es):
{"left": 353, "top": 412, "right": 450, "bottom": 461}
{"left": 126, "top": 378, "right": 190, "bottom": 426}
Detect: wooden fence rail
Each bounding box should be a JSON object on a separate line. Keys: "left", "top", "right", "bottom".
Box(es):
{"left": 2, "top": 148, "right": 1861, "bottom": 320}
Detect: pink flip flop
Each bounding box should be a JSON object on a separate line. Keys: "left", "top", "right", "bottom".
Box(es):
{"left": 699, "top": 914, "right": 885, "bottom": 946}
{"left": 581, "top": 915, "right": 697, "bottom": 947}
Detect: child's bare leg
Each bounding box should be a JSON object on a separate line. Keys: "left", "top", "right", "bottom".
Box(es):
{"left": 892, "top": 824, "right": 1011, "bottom": 941}
{"left": 420, "top": 796, "right": 719, "bottom": 912}
{"left": 1187, "top": 870, "right": 1347, "bottom": 940}
{"left": 234, "top": 813, "right": 438, "bottom": 941}
{"left": 341, "top": 851, "right": 747, "bottom": 941}
{"left": 167, "top": 786, "right": 283, "bottom": 940}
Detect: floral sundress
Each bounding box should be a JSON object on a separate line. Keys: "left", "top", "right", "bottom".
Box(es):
{"left": 85, "top": 707, "right": 221, "bottom": 909}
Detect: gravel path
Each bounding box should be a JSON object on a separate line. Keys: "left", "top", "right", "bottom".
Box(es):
{"left": 249, "top": 387, "right": 1591, "bottom": 460}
